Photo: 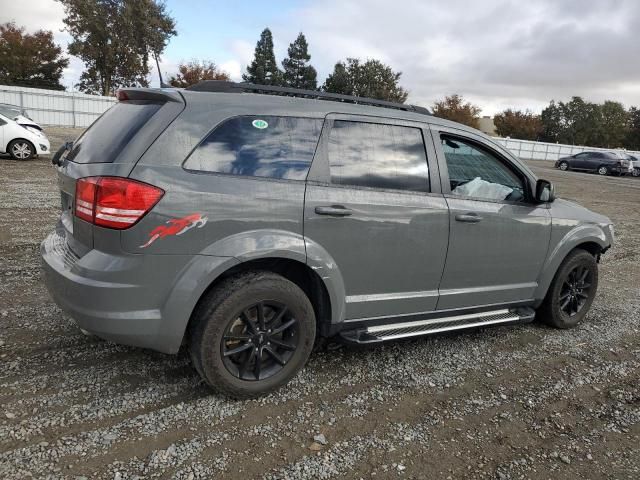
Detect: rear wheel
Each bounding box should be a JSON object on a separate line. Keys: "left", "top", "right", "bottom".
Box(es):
{"left": 633, "top": 167, "right": 640, "bottom": 177}
{"left": 8, "top": 139, "right": 35, "bottom": 160}
{"left": 538, "top": 249, "right": 598, "bottom": 329}
{"left": 558, "top": 161, "right": 569, "bottom": 171}
{"left": 189, "top": 271, "right": 316, "bottom": 399}
{"left": 597, "top": 165, "right": 609, "bottom": 176}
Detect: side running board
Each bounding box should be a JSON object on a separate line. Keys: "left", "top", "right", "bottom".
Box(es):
{"left": 339, "top": 308, "right": 535, "bottom": 344}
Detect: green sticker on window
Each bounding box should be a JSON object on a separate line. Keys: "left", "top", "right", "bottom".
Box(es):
{"left": 252, "top": 119, "right": 268, "bottom": 129}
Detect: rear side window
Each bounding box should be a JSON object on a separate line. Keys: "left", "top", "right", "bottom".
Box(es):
{"left": 66, "top": 101, "right": 161, "bottom": 164}
{"left": 184, "top": 116, "right": 323, "bottom": 180}
{"left": 327, "top": 121, "right": 430, "bottom": 192}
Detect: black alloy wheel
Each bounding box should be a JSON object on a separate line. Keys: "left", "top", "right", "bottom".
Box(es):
{"left": 538, "top": 249, "right": 598, "bottom": 329}
{"left": 558, "top": 265, "right": 593, "bottom": 317}
{"left": 221, "top": 301, "right": 299, "bottom": 381}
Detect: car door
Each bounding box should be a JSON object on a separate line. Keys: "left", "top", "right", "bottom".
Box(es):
{"left": 571, "top": 152, "right": 589, "bottom": 169}
{"left": 583, "top": 152, "right": 602, "bottom": 170}
{"left": 304, "top": 114, "right": 449, "bottom": 321}
{"left": 430, "top": 126, "right": 551, "bottom": 310}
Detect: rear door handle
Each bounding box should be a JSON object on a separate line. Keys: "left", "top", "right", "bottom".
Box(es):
{"left": 455, "top": 213, "right": 483, "bottom": 223}
{"left": 315, "top": 205, "right": 353, "bottom": 217}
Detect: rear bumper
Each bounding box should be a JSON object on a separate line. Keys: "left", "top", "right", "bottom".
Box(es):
{"left": 40, "top": 228, "right": 201, "bottom": 353}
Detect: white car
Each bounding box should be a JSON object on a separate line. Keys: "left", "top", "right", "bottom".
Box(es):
{"left": 0, "top": 107, "right": 50, "bottom": 160}
{"left": 612, "top": 150, "right": 636, "bottom": 176}
{"left": 620, "top": 153, "right": 640, "bottom": 177}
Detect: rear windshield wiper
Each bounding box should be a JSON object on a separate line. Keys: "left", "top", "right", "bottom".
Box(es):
{"left": 52, "top": 141, "right": 73, "bottom": 166}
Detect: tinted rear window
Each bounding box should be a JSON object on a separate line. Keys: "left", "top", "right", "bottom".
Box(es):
{"left": 327, "top": 121, "right": 430, "bottom": 192}
{"left": 184, "top": 116, "right": 323, "bottom": 180}
{"left": 66, "top": 101, "right": 161, "bottom": 164}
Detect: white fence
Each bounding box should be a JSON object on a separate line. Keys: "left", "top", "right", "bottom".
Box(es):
{"left": 492, "top": 137, "right": 640, "bottom": 162}
{"left": 0, "top": 84, "right": 115, "bottom": 128}
{"left": 2, "top": 84, "right": 639, "bottom": 160}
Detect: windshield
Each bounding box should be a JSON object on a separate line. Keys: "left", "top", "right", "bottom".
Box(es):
{"left": 0, "top": 105, "right": 22, "bottom": 119}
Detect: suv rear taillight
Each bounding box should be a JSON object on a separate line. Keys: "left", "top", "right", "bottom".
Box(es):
{"left": 75, "top": 177, "right": 164, "bottom": 229}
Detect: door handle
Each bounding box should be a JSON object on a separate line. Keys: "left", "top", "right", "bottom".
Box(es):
{"left": 455, "top": 213, "right": 483, "bottom": 223}
{"left": 315, "top": 205, "right": 353, "bottom": 217}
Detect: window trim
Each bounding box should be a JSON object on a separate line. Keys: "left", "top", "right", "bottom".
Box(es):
{"left": 181, "top": 114, "right": 325, "bottom": 182}
{"left": 307, "top": 114, "right": 438, "bottom": 195}
{"left": 432, "top": 128, "right": 535, "bottom": 205}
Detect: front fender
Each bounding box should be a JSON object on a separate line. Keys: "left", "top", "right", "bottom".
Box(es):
{"left": 533, "top": 222, "right": 610, "bottom": 302}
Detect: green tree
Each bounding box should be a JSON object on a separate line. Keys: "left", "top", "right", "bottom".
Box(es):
{"left": 541, "top": 97, "right": 603, "bottom": 146}
{"left": 563, "top": 96, "right": 601, "bottom": 146}
{"left": 323, "top": 58, "right": 408, "bottom": 103}
{"left": 168, "top": 59, "right": 230, "bottom": 88}
{"left": 243, "top": 28, "right": 283, "bottom": 86}
{"left": 282, "top": 32, "right": 317, "bottom": 90}
{"left": 432, "top": 94, "right": 481, "bottom": 129}
{"left": 599, "top": 100, "right": 628, "bottom": 148}
{"left": 540, "top": 100, "right": 564, "bottom": 143}
{"left": 322, "top": 62, "right": 350, "bottom": 95}
{"left": 0, "top": 22, "right": 69, "bottom": 89}
{"left": 59, "top": 0, "right": 176, "bottom": 95}
{"left": 493, "top": 109, "right": 542, "bottom": 140}
{"left": 625, "top": 107, "right": 640, "bottom": 150}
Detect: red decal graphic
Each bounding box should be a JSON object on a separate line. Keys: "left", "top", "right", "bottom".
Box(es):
{"left": 140, "top": 213, "right": 208, "bottom": 248}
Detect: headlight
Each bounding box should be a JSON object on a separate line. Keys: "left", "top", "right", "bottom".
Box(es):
{"left": 608, "top": 224, "right": 615, "bottom": 242}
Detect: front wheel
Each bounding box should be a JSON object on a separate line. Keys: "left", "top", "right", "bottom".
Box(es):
{"left": 558, "top": 161, "right": 569, "bottom": 171}
{"left": 538, "top": 249, "right": 598, "bottom": 329}
{"left": 633, "top": 168, "right": 640, "bottom": 177}
{"left": 8, "top": 139, "right": 35, "bottom": 160}
{"left": 189, "top": 271, "right": 316, "bottom": 399}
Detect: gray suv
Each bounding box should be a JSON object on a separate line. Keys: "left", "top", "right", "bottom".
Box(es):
{"left": 41, "top": 82, "right": 614, "bottom": 398}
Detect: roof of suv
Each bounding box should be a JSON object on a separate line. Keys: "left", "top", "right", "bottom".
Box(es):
{"left": 176, "top": 80, "right": 474, "bottom": 134}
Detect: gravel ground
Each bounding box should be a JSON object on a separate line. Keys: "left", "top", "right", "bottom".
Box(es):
{"left": 1, "top": 128, "right": 639, "bottom": 479}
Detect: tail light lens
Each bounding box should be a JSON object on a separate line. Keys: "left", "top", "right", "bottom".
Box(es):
{"left": 75, "top": 177, "right": 164, "bottom": 229}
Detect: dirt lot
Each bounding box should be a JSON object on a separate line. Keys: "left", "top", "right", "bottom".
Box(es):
{"left": 1, "top": 128, "right": 639, "bottom": 479}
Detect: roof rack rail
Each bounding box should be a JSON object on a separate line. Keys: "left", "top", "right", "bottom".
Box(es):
{"left": 185, "top": 80, "right": 431, "bottom": 115}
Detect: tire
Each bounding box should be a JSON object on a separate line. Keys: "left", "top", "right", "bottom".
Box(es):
{"left": 189, "top": 271, "right": 316, "bottom": 399}
{"left": 558, "top": 161, "right": 569, "bottom": 171}
{"left": 633, "top": 168, "right": 640, "bottom": 178}
{"left": 538, "top": 249, "right": 598, "bottom": 329}
{"left": 8, "top": 139, "right": 35, "bottom": 160}
{"left": 597, "top": 165, "right": 609, "bottom": 176}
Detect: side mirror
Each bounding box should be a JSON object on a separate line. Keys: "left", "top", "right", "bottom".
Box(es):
{"left": 535, "top": 179, "right": 555, "bottom": 203}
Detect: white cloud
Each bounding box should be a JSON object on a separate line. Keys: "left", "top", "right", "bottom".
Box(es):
{"left": 219, "top": 60, "right": 242, "bottom": 82}
{"left": 6, "top": 0, "right": 640, "bottom": 114}
{"left": 270, "top": 0, "right": 640, "bottom": 114}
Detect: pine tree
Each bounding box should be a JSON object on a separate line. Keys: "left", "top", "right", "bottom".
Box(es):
{"left": 282, "top": 33, "right": 317, "bottom": 90}
{"left": 323, "top": 58, "right": 408, "bottom": 103}
{"left": 242, "top": 28, "right": 283, "bottom": 86}
{"left": 322, "top": 62, "right": 351, "bottom": 95}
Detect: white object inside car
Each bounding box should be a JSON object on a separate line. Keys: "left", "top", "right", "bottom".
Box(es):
{"left": 452, "top": 176, "right": 514, "bottom": 201}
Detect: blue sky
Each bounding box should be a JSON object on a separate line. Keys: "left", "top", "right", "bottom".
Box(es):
{"left": 3, "top": 0, "right": 640, "bottom": 115}
{"left": 160, "top": 0, "right": 308, "bottom": 79}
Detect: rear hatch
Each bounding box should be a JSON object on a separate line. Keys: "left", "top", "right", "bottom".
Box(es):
{"left": 55, "top": 89, "right": 184, "bottom": 255}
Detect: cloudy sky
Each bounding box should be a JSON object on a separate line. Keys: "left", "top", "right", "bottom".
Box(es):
{"left": 3, "top": 0, "right": 640, "bottom": 115}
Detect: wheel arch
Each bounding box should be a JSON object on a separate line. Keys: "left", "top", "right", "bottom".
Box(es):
{"left": 534, "top": 229, "right": 608, "bottom": 303}
{"left": 184, "top": 257, "right": 335, "bottom": 344}
{"left": 7, "top": 137, "right": 35, "bottom": 153}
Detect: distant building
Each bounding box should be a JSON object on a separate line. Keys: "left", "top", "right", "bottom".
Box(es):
{"left": 478, "top": 116, "right": 496, "bottom": 136}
